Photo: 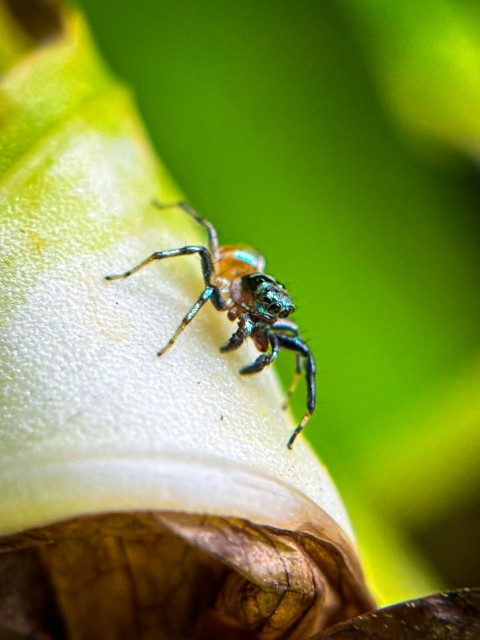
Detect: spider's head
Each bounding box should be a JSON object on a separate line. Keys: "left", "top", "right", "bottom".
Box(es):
{"left": 240, "top": 273, "right": 295, "bottom": 323}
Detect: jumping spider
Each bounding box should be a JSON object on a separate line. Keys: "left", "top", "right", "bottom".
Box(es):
{"left": 105, "top": 201, "right": 315, "bottom": 449}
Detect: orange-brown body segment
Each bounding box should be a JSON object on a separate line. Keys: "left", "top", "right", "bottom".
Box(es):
{"left": 213, "top": 245, "right": 266, "bottom": 326}
{"left": 214, "top": 245, "right": 265, "bottom": 281}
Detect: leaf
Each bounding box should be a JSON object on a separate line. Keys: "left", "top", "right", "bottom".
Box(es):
{"left": 310, "top": 588, "right": 480, "bottom": 639}
{"left": 0, "top": 512, "right": 375, "bottom": 639}
{"left": 343, "top": 1, "right": 480, "bottom": 151}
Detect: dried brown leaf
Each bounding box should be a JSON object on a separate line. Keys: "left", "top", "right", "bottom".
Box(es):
{"left": 0, "top": 511, "right": 374, "bottom": 639}
{"left": 310, "top": 588, "right": 480, "bottom": 640}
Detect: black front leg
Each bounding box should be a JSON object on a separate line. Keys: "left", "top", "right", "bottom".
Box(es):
{"left": 239, "top": 333, "right": 279, "bottom": 375}
{"left": 275, "top": 334, "right": 316, "bottom": 449}
{"left": 220, "top": 315, "right": 254, "bottom": 352}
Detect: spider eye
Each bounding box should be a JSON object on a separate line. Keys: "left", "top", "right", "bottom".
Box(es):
{"left": 279, "top": 309, "right": 290, "bottom": 318}
{"left": 268, "top": 302, "right": 281, "bottom": 315}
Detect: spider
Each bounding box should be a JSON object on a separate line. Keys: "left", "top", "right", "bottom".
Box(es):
{"left": 105, "top": 201, "right": 316, "bottom": 449}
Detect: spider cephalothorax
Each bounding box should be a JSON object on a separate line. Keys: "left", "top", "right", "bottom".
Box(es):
{"left": 236, "top": 274, "right": 295, "bottom": 322}
{"left": 106, "top": 201, "right": 316, "bottom": 449}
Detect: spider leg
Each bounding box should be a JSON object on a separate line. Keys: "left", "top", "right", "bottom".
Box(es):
{"left": 106, "top": 245, "right": 225, "bottom": 354}
{"left": 270, "top": 321, "right": 302, "bottom": 409}
{"left": 274, "top": 334, "right": 316, "bottom": 449}
{"left": 281, "top": 353, "right": 302, "bottom": 410}
{"left": 158, "top": 285, "right": 216, "bottom": 356}
{"left": 105, "top": 245, "right": 225, "bottom": 311}
{"left": 239, "top": 333, "right": 279, "bottom": 375}
{"left": 151, "top": 200, "right": 220, "bottom": 257}
{"left": 220, "top": 315, "right": 254, "bottom": 352}
{"left": 271, "top": 319, "right": 300, "bottom": 336}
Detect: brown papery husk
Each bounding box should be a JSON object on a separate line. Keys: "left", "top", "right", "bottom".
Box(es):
{"left": 310, "top": 588, "right": 480, "bottom": 640}
{"left": 0, "top": 510, "right": 375, "bottom": 640}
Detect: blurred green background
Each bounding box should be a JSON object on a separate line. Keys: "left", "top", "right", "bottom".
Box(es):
{"left": 71, "top": 0, "right": 479, "bottom": 602}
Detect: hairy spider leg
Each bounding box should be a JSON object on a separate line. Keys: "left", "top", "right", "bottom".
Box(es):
{"left": 158, "top": 285, "right": 217, "bottom": 356}
{"left": 105, "top": 245, "right": 225, "bottom": 354}
{"left": 105, "top": 245, "right": 216, "bottom": 288}
{"left": 220, "top": 314, "right": 254, "bottom": 352}
{"left": 239, "top": 332, "right": 280, "bottom": 375}
{"left": 151, "top": 200, "right": 220, "bottom": 258}
{"left": 281, "top": 354, "right": 302, "bottom": 410}
{"left": 270, "top": 321, "right": 302, "bottom": 409}
{"left": 274, "top": 334, "right": 316, "bottom": 449}
{"left": 271, "top": 320, "right": 300, "bottom": 336}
